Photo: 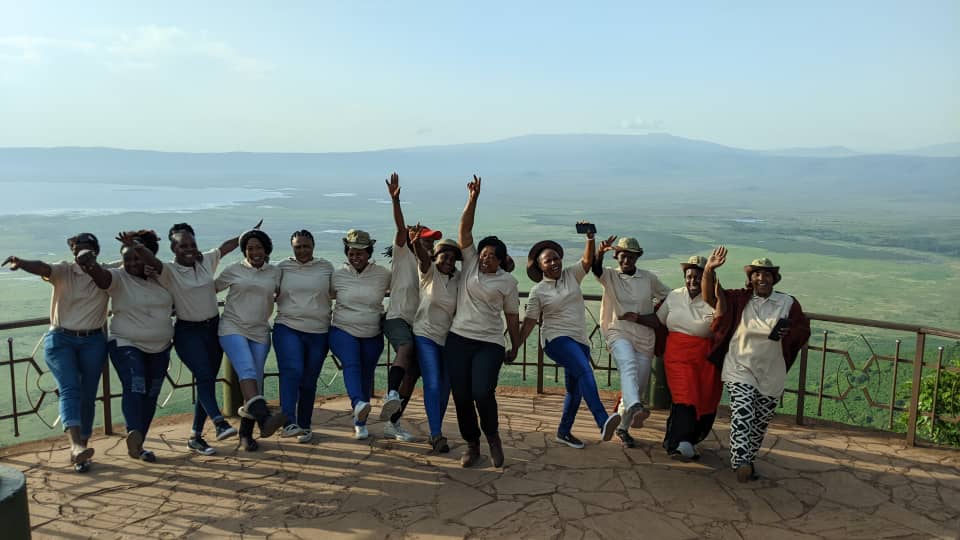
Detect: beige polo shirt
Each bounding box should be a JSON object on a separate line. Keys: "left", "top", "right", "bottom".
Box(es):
{"left": 276, "top": 257, "right": 334, "bottom": 334}
{"left": 44, "top": 262, "right": 110, "bottom": 331}
{"left": 596, "top": 266, "right": 672, "bottom": 356}
{"left": 215, "top": 260, "right": 281, "bottom": 344}
{"left": 106, "top": 269, "right": 174, "bottom": 353}
{"left": 157, "top": 248, "right": 222, "bottom": 322}
{"left": 656, "top": 287, "right": 714, "bottom": 338}
{"left": 526, "top": 263, "right": 590, "bottom": 347}
{"left": 722, "top": 291, "right": 794, "bottom": 397}
{"left": 385, "top": 242, "right": 420, "bottom": 326}
{"left": 331, "top": 261, "right": 391, "bottom": 338}
{"left": 413, "top": 264, "right": 462, "bottom": 346}
{"left": 449, "top": 244, "right": 520, "bottom": 347}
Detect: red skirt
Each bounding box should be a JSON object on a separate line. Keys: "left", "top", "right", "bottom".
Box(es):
{"left": 664, "top": 332, "right": 722, "bottom": 418}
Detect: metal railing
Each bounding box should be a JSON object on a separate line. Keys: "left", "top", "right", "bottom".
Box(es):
{"left": 2, "top": 294, "right": 958, "bottom": 448}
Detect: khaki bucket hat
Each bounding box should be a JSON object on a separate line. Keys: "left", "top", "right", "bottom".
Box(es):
{"left": 614, "top": 237, "right": 643, "bottom": 255}
{"left": 343, "top": 229, "right": 376, "bottom": 249}
{"left": 433, "top": 238, "right": 462, "bottom": 260}
{"left": 680, "top": 255, "right": 707, "bottom": 272}
{"left": 744, "top": 257, "right": 781, "bottom": 284}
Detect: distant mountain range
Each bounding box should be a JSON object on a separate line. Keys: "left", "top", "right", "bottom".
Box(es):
{"left": 0, "top": 134, "right": 957, "bottom": 200}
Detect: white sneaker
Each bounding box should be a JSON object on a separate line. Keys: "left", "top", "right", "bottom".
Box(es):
{"left": 280, "top": 424, "right": 303, "bottom": 438}
{"left": 353, "top": 401, "right": 371, "bottom": 424}
{"left": 384, "top": 421, "right": 415, "bottom": 442}
{"left": 354, "top": 425, "right": 369, "bottom": 440}
{"left": 677, "top": 441, "right": 697, "bottom": 459}
{"left": 379, "top": 390, "right": 402, "bottom": 420}
{"left": 297, "top": 429, "right": 313, "bottom": 444}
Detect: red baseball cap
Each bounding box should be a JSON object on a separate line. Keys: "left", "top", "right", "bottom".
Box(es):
{"left": 418, "top": 227, "right": 442, "bottom": 240}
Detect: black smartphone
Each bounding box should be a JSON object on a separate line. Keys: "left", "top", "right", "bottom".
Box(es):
{"left": 575, "top": 222, "right": 597, "bottom": 234}
{"left": 768, "top": 318, "right": 791, "bottom": 341}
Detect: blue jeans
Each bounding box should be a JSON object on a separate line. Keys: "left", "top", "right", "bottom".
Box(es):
{"left": 108, "top": 342, "right": 170, "bottom": 437}
{"left": 544, "top": 337, "right": 609, "bottom": 436}
{"left": 219, "top": 334, "right": 271, "bottom": 389}
{"left": 329, "top": 326, "right": 383, "bottom": 426}
{"left": 274, "top": 323, "right": 329, "bottom": 429}
{"left": 43, "top": 330, "right": 108, "bottom": 439}
{"left": 416, "top": 336, "right": 450, "bottom": 437}
{"left": 174, "top": 318, "right": 226, "bottom": 434}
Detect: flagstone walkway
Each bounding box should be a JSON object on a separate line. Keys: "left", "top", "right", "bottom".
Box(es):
{"left": 3, "top": 388, "right": 958, "bottom": 539}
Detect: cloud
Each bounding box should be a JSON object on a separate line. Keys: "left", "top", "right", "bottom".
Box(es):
{"left": 0, "top": 26, "right": 268, "bottom": 77}
{"left": 0, "top": 36, "right": 96, "bottom": 64}
{"left": 106, "top": 25, "right": 269, "bottom": 77}
{"left": 620, "top": 117, "right": 665, "bottom": 130}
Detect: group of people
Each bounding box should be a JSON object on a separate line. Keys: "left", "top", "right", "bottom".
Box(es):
{"left": 3, "top": 174, "right": 809, "bottom": 483}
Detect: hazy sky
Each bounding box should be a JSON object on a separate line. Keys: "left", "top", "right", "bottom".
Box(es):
{"left": 1, "top": 1, "right": 957, "bottom": 153}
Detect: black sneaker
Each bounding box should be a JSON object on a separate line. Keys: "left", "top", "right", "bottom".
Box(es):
{"left": 188, "top": 437, "right": 216, "bottom": 456}
{"left": 215, "top": 420, "right": 237, "bottom": 441}
{"left": 616, "top": 429, "right": 636, "bottom": 448}
{"left": 555, "top": 433, "right": 585, "bottom": 449}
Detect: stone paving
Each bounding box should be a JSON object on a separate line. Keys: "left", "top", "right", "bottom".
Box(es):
{"left": 2, "top": 388, "right": 959, "bottom": 539}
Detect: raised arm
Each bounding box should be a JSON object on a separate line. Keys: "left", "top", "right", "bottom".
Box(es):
{"left": 701, "top": 245, "right": 727, "bottom": 308}
{"left": 219, "top": 218, "right": 263, "bottom": 257}
{"left": 592, "top": 235, "right": 616, "bottom": 278}
{"left": 2, "top": 256, "right": 52, "bottom": 279}
{"left": 117, "top": 231, "right": 164, "bottom": 276}
{"left": 458, "top": 175, "right": 481, "bottom": 250}
{"left": 386, "top": 172, "right": 408, "bottom": 247}
{"left": 75, "top": 250, "right": 112, "bottom": 289}
{"left": 578, "top": 222, "right": 596, "bottom": 272}
{"left": 409, "top": 225, "right": 432, "bottom": 273}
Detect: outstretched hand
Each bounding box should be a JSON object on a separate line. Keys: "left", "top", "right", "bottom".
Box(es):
{"left": 115, "top": 231, "right": 143, "bottom": 247}
{"left": 75, "top": 249, "right": 98, "bottom": 270}
{"left": 2, "top": 256, "right": 20, "bottom": 270}
{"left": 467, "top": 175, "right": 481, "bottom": 200}
{"left": 706, "top": 245, "right": 727, "bottom": 270}
{"left": 386, "top": 172, "right": 401, "bottom": 199}
{"left": 408, "top": 223, "right": 423, "bottom": 243}
{"left": 598, "top": 235, "right": 617, "bottom": 254}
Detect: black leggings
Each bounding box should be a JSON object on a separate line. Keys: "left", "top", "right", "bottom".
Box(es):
{"left": 443, "top": 332, "right": 504, "bottom": 442}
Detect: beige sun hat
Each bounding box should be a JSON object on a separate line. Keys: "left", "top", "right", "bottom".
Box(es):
{"left": 343, "top": 229, "right": 375, "bottom": 249}
{"left": 680, "top": 255, "right": 707, "bottom": 272}
{"left": 432, "top": 238, "right": 462, "bottom": 260}
{"left": 614, "top": 237, "right": 643, "bottom": 254}
{"left": 744, "top": 257, "right": 781, "bottom": 284}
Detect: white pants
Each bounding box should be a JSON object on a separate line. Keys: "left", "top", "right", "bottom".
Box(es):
{"left": 610, "top": 338, "right": 652, "bottom": 414}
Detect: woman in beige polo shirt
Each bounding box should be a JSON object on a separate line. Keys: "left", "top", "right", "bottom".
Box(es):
{"left": 410, "top": 231, "right": 462, "bottom": 454}
{"left": 274, "top": 229, "right": 334, "bottom": 444}
{"left": 84, "top": 231, "right": 173, "bottom": 462}
{"left": 216, "top": 229, "right": 285, "bottom": 451}
{"left": 592, "top": 235, "right": 672, "bottom": 449}
{"left": 4, "top": 232, "right": 109, "bottom": 472}
{"left": 443, "top": 176, "right": 521, "bottom": 468}
{"left": 702, "top": 247, "right": 810, "bottom": 482}
{"left": 329, "top": 229, "right": 391, "bottom": 440}
{"left": 518, "top": 231, "right": 622, "bottom": 449}
{"left": 657, "top": 255, "right": 720, "bottom": 460}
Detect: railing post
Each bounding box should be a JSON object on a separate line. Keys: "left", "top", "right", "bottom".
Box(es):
{"left": 817, "top": 330, "right": 829, "bottom": 416}
{"left": 536, "top": 322, "right": 544, "bottom": 394}
{"left": 796, "top": 343, "right": 809, "bottom": 425}
{"left": 8, "top": 338, "right": 20, "bottom": 437}
{"left": 101, "top": 360, "right": 113, "bottom": 436}
{"left": 222, "top": 361, "right": 242, "bottom": 417}
{"left": 906, "top": 332, "right": 926, "bottom": 446}
{"left": 888, "top": 339, "right": 901, "bottom": 430}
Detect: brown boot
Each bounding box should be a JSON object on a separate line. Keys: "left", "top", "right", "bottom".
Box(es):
{"left": 487, "top": 432, "right": 504, "bottom": 468}
{"left": 460, "top": 439, "right": 481, "bottom": 468}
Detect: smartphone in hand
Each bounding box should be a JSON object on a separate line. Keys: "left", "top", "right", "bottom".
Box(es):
{"left": 575, "top": 222, "right": 597, "bottom": 235}
{"left": 768, "top": 318, "right": 791, "bottom": 341}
